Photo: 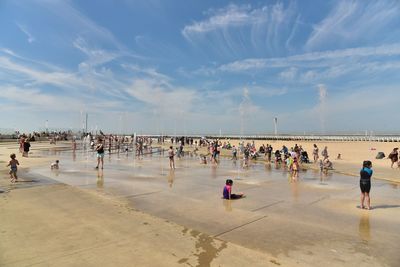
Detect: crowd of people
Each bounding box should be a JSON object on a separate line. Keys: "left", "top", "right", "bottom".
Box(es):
{"left": 8, "top": 133, "right": 399, "bottom": 210}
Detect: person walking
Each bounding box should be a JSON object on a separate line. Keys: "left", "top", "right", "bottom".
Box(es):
{"left": 95, "top": 139, "right": 105, "bottom": 169}
{"left": 388, "top": 148, "right": 398, "bottom": 168}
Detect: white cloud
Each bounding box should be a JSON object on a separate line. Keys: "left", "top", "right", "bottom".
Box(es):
{"left": 0, "top": 86, "right": 82, "bottom": 111}
{"left": 73, "top": 37, "right": 118, "bottom": 69}
{"left": 0, "top": 56, "right": 84, "bottom": 89}
{"left": 219, "top": 58, "right": 267, "bottom": 72}
{"left": 125, "top": 78, "right": 196, "bottom": 114}
{"left": 305, "top": 0, "right": 400, "bottom": 50}
{"left": 217, "top": 43, "right": 400, "bottom": 75}
{"left": 182, "top": 4, "right": 257, "bottom": 38}
{"left": 121, "top": 64, "right": 172, "bottom": 85}
{"left": 16, "top": 23, "right": 35, "bottom": 43}
{"left": 182, "top": 3, "right": 298, "bottom": 55}
{"left": 279, "top": 67, "right": 297, "bottom": 80}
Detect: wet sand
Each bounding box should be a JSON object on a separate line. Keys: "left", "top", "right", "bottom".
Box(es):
{"left": 190, "top": 139, "right": 400, "bottom": 183}
{"left": 1, "top": 142, "right": 400, "bottom": 266}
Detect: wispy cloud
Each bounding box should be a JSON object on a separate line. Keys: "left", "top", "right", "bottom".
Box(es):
{"left": 305, "top": 0, "right": 400, "bottom": 50}
{"left": 218, "top": 43, "right": 400, "bottom": 72}
{"left": 182, "top": 4, "right": 260, "bottom": 37}
{"left": 125, "top": 78, "right": 196, "bottom": 114}
{"left": 73, "top": 37, "right": 118, "bottom": 69}
{"left": 16, "top": 23, "right": 35, "bottom": 43}
{"left": 121, "top": 64, "right": 172, "bottom": 85}
{"left": 182, "top": 3, "right": 298, "bottom": 56}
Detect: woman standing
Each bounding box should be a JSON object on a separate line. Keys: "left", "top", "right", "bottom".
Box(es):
{"left": 360, "top": 160, "right": 373, "bottom": 210}
{"left": 313, "top": 144, "right": 319, "bottom": 163}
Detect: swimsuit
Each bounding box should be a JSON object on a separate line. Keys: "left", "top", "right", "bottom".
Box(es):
{"left": 360, "top": 167, "right": 372, "bottom": 193}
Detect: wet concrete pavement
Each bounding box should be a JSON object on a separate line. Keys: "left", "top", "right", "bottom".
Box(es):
{"left": 26, "top": 148, "right": 400, "bottom": 266}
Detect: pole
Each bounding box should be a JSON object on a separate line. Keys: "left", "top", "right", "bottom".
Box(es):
{"left": 85, "top": 113, "right": 88, "bottom": 134}
{"left": 274, "top": 117, "right": 278, "bottom": 136}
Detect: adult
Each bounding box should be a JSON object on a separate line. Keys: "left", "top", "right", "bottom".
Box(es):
{"left": 321, "top": 146, "right": 328, "bottom": 160}
{"left": 360, "top": 160, "right": 373, "bottom": 210}
{"left": 95, "top": 139, "right": 105, "bottom": 169}
{"left": 19, "top": 135, "right": 25, "bottom": 153}
{"left": 313, "top": 144, "right": 319, "bottom": 163}
{"left": 388, "top": 148, "right": 398, "bottom": 168}
{"left": 266, "top": 145, "right": 273, "bottom": 162}
{"left": 168, "top": 146, "right": 175, "bottom": 169}
{"left": 23, "top": 139, "right": 30, "bottom": 157}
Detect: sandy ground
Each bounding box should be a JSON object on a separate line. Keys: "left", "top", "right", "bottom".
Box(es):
{"left": 1, "top": 140, "right": 399, "bottom": 267}
{"left": 0, "top": 141, "right": 283, "bottom": 267}
{"left": 185, "top": 139, "right": 400, "bottom": 183}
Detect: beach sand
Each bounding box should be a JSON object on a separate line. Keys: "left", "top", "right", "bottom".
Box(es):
{"left": 0, "top": 141, "right": 279, "bottom": 267}
{"left": 1, "top": 140, "right": 399, "bottom": 266}
{"left": 193, "top": 139, "right": 400, "bottom": 183}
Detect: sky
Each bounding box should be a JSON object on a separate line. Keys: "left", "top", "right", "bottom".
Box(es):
{"left": 1, "top": 0, "right": 400, "bottom": 135}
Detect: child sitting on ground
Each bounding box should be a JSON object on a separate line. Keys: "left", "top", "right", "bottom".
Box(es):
{"left": 200, "top": 155, "right": 207, "bottom": 164}
{"left": 7, "top": 153, "right": 19, "bottom": 183}
{"left": 222, "top": 179, "right": 244, "bottom": 199}
{"left": 51, "top": 160, "right": 60, "bottom": 169}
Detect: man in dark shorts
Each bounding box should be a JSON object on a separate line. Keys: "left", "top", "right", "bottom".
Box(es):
{"left": 360, "top": 160, "right": 373, "bottom": 210}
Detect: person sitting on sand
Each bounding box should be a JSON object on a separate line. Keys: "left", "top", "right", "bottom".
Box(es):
{"left": 323, "top": 157, "right": 333, "bottom": 170}
{"left": 200, "top": 155, "right": 207, "bottom": 164}
{"left": 222, "top": 179, "right": 244, "bottom": 200}
{"left": 51, "top": 160, "right": 60, "bottom": 169}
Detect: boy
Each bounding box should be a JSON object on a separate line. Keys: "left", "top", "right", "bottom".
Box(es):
{"left": 7, "top": 153, "right": 19, "bottom": 183}
{"left": 51, "top": 160, "right": 60, "bottom": 169}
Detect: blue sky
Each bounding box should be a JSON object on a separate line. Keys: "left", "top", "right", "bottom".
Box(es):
{"left": 1, "top": 0, "right": 400, "bottom": 135}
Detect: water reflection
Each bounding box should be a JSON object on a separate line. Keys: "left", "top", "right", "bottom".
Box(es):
{"left": 97, "top": 169, "right": 104, "bottom": 188}
{"left": 358, "top": 212, "right": 371, "bottom": 243}
{"left": 167, "top": 169, "right": 175, "bottom": 188}
{"left": 211, "top": 165, "right": 217, "bottom": 179}
{"left": 222, "top": 199, "right": 232, "bottom": 212}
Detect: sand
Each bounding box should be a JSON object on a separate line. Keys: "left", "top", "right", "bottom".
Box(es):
{"left": 1, "top": 140, "right": 399, "bottom": 266}
{"left": 0, "top": 141, "right": 282, "bottom": 267}
{"left": 189, "top": 139, "right": 400, "bottom": 183}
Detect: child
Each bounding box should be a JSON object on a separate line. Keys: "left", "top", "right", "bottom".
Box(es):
{"left": 200, "top": 155, "right": 207, "bottom": 164}
{"left": 51, "top": 160, "right": 60, "bottom": 169}
{"left": 168, "top": 146, "right": 175, "bottom": 169}
{"left": 319, "top": 159, "right": 324, "bottom": 172}
{"left": 95, "top": 139, "right": 105, "bottom": 169}
{"left": 360, "top": 160, "right": 373, "bottom": 210}
{"left": 292, "top": 157, "right": 299, "bottom": 180}
{"left": 7, "top": 153, "right": 19, "bottom": 183}
{"left": 232, "top": 145, "right": 237, "bottom": 160}
{"left": 222, "top": 179, "right": 244, "bottom": 199}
